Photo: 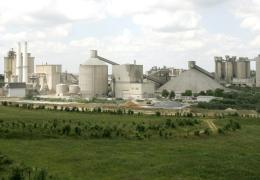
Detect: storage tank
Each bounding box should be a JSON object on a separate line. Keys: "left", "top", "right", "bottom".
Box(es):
{"left": 225, "top": 60, "right": 234, "bottom": 83}
{"left": 237, "top": 58, "right": 247, "bottom": 79}
{"left": 56, "top": 84, "right": 69, "bottom": 96}
{"left": 112, "top": 64, "right": 143, "bottom": 83}
{"left": 69, "top": 84, "right": 80, "bottom": 94}
{"left": 79, "top": 50, "right": 108, "bottom": 98}
{"left": 214, "top": 57, "right": 224, "bottom": 80}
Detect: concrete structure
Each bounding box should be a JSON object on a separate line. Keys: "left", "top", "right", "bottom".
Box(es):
{"left": 237, "top": 57, "right": 250, "bottom": 79}
{"left": 79, "top": 50, "right": 108, "bottom": 98}
{"left": 214, "top": 56, "right": 225, "bottom": 81}
{"left": 16, "top": 42, "right": 22, "bottom": 82}
{"left": 22, "top": 42, "right": 28, "bottom": 83}
{"left": 159, "top": 61, "right": 224, "bottom": 94}
{"left": 4, "top": 49, "right": 16, "bottom": 83}
{"left": 5, "top": 83, "right": 26, "bottom": 97}
{"left": 69, "top": 85, "right": 80, "bottom": 95}
{"left": 215, "top": 55, "right": 252, "bottom": 86}
{"left": 112, "top": 64, "right": 154, "bottom": 99}
{"left": 4, "top": 42, "right": 34, "bottom": 84}
{"left": 256, "top": 55, "right": 260, "bottom": 87}
{"left": 196, "top": 96, "right": 217, "bottom": 102}
{"left": 113, "top": 64, "right": 143, "bottom": 83}
{"left": 36, "top": 64, "right": 62, "bottom": 93}
{"left": 56, "top": 84, "right": 69, "bottom": 96}
{"left": 146, "top": 66, "right": 170, "bottom": 86}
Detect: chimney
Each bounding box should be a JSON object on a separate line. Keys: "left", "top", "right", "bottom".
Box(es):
{"left": 22, "top": 41, "right": 28, "bottom": 83}
{"left": 16, "top": 42, "right": 22, "bottom": 82}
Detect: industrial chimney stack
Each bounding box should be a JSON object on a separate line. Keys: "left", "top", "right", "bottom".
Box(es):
{"left": 16, "top": 42, "right": 22, "bottom": 82}
{"left": 22, "top": 41, "right": 28, "bottom": 83}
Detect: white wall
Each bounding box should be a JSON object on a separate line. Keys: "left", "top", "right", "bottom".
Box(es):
{"left": 114, "top": 82, "right": 155, "bottom": 99}
{"left": 8, "top": 88, "right": 26, "bottom": 97}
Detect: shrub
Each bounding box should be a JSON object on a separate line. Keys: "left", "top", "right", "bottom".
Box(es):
{"left": 62, "top": 125, "right": 71, "bottom": 135}
{"left": 162, "top": 89, "right": 169, "bottom": 98}
{"left": 155, "top": 111, "right": 161, "bottom": 116}
{"left": 169, "top": 91, "right": 175, "bottom": 99}
{"left": 75, "top": 127, "right": 82, "bottom": 136}
{"left": 194, "top": 130, "right": 200, "bottom": 136}
{"left": 218, "top": 128, "right": 225, "bottom": 134}
{"left": 102, "top": 128, "right": 111, "bottom": 138}
{"left": 204, "top": 128, "right": 211, "bottom": 136}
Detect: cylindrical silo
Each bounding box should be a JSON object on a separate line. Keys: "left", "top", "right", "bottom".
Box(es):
{"left": 237, "top": 58, "right": 251, "bottom": 79}
{"left": 79, "top": 50, "right": 108, "bottom": 98}
{"left": 246, "top": 60, "right": 251, "bottom": 78}
{"left": 225, "top": 60, "right": 233, "bottom": 83}
{"left": 214, "top": 57, "right": 223, "bottom": 80}
{"left": 69, "top": 84, "right": 80, "bottom": 94}
{"left": 56, "top": 84, "right": 69, "bottom": 96}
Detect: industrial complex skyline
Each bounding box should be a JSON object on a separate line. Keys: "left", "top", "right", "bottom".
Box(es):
{"left": 0, "top": 0, "right": 260, "bottom": 73}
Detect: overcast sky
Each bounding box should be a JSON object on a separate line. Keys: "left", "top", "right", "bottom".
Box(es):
{"left": 0, "top": 0, "right": 260, "bottom": 73}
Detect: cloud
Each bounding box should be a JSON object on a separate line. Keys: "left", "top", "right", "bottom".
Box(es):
{"left": 234, "top": 0, "right": 260, "bottom": 32}
{"left": 133, "top": 10, "right": 200, "bottom": 32}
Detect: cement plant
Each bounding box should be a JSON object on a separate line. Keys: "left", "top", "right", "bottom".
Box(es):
{"left": 1, "top": 42, "right": 260, "bottom": 107}
{"left": 2, "top": 42, "right": 260, "bottom": 179}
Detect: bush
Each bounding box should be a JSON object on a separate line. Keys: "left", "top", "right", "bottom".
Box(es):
{"left": 182, "top": 90, "right": 192, "bottom": 96}
{"left": 155, "top": 111, "right": 161, "bottom": 116}
{"left": 204, "top": 128, "right": 211, "bottom": 136}
{"left": 218, "top": 128, "right": 225, "bottom": 134}
{"left": 194, "top": 130, "right": 200, "bottom": 136}
{"left": 162, "top": 89, "right": 169, "bottom": 98}
{"left": 169, "top": 91, "right": 175, "bottom": 99}
{"left": 62, "top": 125, "right": 71, "bottom": 135}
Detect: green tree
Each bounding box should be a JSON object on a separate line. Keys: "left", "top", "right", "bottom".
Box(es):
{"left": 162, "top": 89, "right": 169, "bottom": 98}
{"left": 206, "top": 89, "right": 214, "bottom": 96}
{"left": 199, "top": 91, "right": 206, "bottom": 95}
{"left": 169, "top": 91, "right": 175, "bottom": 99}
{"left": 214, "top": 88, "right": 224, "bottom": 97}
{"left": 182, "top": 90, "right": 192, "bottom": 96}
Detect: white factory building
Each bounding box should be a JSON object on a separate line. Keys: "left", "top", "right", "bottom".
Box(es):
{"left": 35, "top": 64, "right": 62, "bottom": 93}
{"left": 112, "top": 64, "right": 155, "bottom": 99}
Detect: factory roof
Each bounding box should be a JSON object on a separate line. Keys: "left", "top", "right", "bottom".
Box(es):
{"left": 158, "top": 68, "right": 224, "bottom": 93}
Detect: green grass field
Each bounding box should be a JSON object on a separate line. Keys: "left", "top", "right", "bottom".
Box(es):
{"left": 0, "top": 106, "right": 260, "bottom": 179}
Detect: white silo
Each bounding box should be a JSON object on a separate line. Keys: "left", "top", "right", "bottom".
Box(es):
{"left": 79, "top": 50, "right": 108, "bottom": 98}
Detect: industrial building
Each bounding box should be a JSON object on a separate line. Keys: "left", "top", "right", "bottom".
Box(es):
{"left": 35, "top": 64, "right": 62, "bottom": 93}
{"left": 158, "top": 61, "right": 224, "bottom": 94}
{"left": 3, "top": 41, "right": 260, "bottom": 100}
{"left": 4, "top": 42, "right": 34, "bottom": 84}
{"left": 214, "top": 55, "right": 252, "bottom": 86}
{"left": 112, "top": 64, "right": 155, "bottom": 99}
{"left": 5, "top": 83, "right": 26, "bottom": 97}
{"left": 79, "top": 50, "right": 108, "bottom": 98}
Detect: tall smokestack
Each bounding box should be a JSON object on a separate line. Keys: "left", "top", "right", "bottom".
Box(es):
{"left": 16, "top": 42, "right": 22, "bottom": 82}
{"left": 22, "top": 41, "right": 28, "bottom": 83}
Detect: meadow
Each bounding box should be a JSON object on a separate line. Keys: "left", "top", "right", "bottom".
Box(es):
{"left": 0, "top": 106, "right": 259, "bottom": 179}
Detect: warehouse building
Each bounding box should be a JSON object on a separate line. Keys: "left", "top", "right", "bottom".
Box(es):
{"left": 159, "top": 61, "right": 224, "bottom": 94}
